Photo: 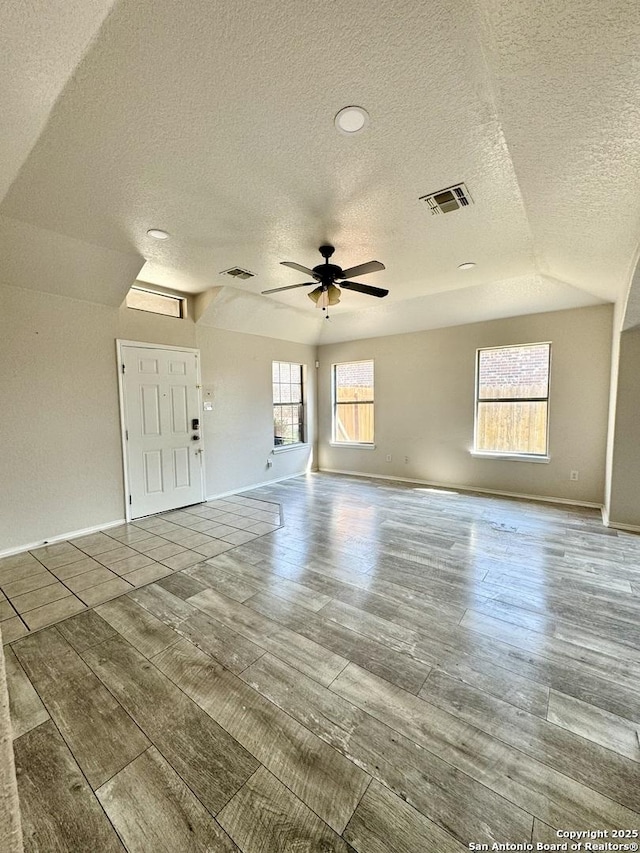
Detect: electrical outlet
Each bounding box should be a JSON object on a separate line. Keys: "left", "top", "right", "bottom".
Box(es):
{"left": 266, "top": 458, "right": 273, "bottom": 468}
{"left": 386, "top": 454, "right": 392, "bottom": 462}
{"left": 570, "top": 470, "right": 579, "bottom": 481}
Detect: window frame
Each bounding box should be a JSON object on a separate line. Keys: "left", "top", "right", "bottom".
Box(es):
{"left": 473, "top": 342, "right": 552, "bottom": 461}
{"left": 272, "top": 361, "right": 306, "bottom": 449}
{"left": 125, "top": 285, "right": 186, "bottom": 319}
{"left": 331, "top": 359, "right": 375, "bottom": 447}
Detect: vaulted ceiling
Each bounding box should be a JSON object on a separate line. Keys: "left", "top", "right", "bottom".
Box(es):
{"left": 2, "top": 0, "right": 639, "bottom": 343}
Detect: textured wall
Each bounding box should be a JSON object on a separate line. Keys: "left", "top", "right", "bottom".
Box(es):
{"left": 0, "top": 285, "right": 315, "bottom": 553}
{"left": 195, "top": 328, "right": 316, "bottom": 498}
{"left": 608, "top": 327, "right": 640, "bottom": 527}
{"left": 0, "top": 287, "right": 124, "bottom": 552}
{"left": 318, "top": 305, "right": 613, "bottom": 504}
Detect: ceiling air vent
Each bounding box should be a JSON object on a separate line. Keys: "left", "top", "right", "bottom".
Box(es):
{"left": 220, "top": 267, "right": 255, "bottom": 280}
{"left": 419, "top": 183, "right": 473, "bottom": 215}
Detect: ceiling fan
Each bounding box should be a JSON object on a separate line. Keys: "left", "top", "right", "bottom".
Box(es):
{"left": 261, "top": 245, "right": 388, "bottom": 316}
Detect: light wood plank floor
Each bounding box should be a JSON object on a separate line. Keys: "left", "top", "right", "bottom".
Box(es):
{"left": 5, "top": 473, "right": 640, "bottom": 852}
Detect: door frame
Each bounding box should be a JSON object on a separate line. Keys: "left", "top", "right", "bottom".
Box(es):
{"left": 116, "top": 339, "right": 205, "bottom": 522}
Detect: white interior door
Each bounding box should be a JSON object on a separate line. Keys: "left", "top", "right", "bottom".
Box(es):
{"left": 120, "top": 344, "right": 204, "bottom": 518}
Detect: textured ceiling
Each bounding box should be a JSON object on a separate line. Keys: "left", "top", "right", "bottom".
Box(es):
{"left": 2, "top": 0, "right": 639, "bottom": 343}
{"left": 0, "top": 0, "right": 115, "bottom": 202}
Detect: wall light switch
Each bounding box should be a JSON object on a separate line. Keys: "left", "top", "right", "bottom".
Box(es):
{"left": 203, "top": 401, "right": 213, "bottom": 411}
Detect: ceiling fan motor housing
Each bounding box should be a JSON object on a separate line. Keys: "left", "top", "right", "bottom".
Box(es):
{"left": 313, "top": 263, "right": 343, "bottom": 283}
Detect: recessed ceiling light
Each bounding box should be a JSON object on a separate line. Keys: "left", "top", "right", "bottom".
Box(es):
{"left": 147, "top": 228, "right": 170, "bottom": 240}
{"left": 335, "top": 106, "right": 369, "bottom": 135}
{"left": 458, "top": 262, "right": 476, "bottom": 270}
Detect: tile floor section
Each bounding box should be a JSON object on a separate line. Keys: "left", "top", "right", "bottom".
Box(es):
{"left": 0, "top": 495, "right": 281, "bottom": 644}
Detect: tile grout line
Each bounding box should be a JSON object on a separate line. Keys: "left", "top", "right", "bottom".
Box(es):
{"left": 87, "top": 620, "right": 375, "bottom": 831}
{"left": 255, "top": 645, "right": 553, "bottom": 840}
{"left": 235, "top": 649, "right": 268, "bottom": 678}
{"left": 339, "top": 771, "right": 374, "bottom": 841}
{"left": 326, "top": 656, "right": 351, "bottom": 689}
{"left": 47, "top": 628, "right": 232, "bottom": 827}
{"left": 10, "top": 631, "right": 148, "bottom": 850}
{"left": 75, "top": 624, "right": 357, "bottom": 836}
{"left": 2, "top": 497, "right": 282, "bottom": 637}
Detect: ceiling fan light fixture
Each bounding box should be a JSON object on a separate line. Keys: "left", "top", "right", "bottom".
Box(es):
{"left": 309, "top": 284, "right": 341, "bottom": 308}
{"left": 334, "top": 106, "right": 369, "bottom": 135}
{"left": 147, "top": 228, "right": 170, "bottom": 240}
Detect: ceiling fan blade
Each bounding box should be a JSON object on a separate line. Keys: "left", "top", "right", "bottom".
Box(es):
{"left": 341, "top": 281, "right": 389, "bottom": 298}
{"left": 280, "top": 261, "right": 317, "bottom": 277}
{"left": 339, "top": 260, "right": 385, "bottom": 279}
{"left": 261, "top": 282, "right": 315, "bottom": 294}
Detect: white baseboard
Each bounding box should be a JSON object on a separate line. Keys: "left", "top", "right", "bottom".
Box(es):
{"left": 1, "top": 472, "right": 308, "bottom": 558}
{"left": 206, "top": 471, "right": 305, "bottom": 502}
{"left": 601, "top": 506, "right": 640, "bottom": 533}
{"left": 0, "top": 518, "right": 126, "bottom": 559}
{"left": 319, "top": 467, "right": 603, "bottom": 510}
{"left": 606, "top": 522, "right": 640, "bottom": 533}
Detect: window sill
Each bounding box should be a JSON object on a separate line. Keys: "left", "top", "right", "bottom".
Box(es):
{"left": 329, "top": 442, "right": 376, "bottom": 450}
{"left": 470, "top": 451, "right": 550, "bottom": 463}
{"left": 272, "top": 443, "right": 310, "bottom": 454}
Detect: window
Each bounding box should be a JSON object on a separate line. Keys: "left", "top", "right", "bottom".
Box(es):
{"left": 126, "top": 286, "right": 185, "bottom": 318}
{"left": 332, "top": 360, "right": 374, "bottom": 444}
{"left": 273, "top": 362, "right": 304, "bottom": 446}
{"left": 475, "top": 343, "right": 551, "bottom": 456}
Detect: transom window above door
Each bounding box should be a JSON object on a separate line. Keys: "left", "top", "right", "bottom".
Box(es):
{"left": 125, "top": 286, "right": 185, "bottom": 318}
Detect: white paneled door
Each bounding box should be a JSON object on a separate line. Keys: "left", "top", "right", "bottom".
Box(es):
{"left": 119, "top": 344, "right": 204, "bottom": 519}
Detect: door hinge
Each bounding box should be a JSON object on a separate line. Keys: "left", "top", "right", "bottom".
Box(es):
{"left": 129, "top": 495, "right": 132, "bottom": 505}
{"left": 122, "top": 363, "right": 126, "bottom": 374}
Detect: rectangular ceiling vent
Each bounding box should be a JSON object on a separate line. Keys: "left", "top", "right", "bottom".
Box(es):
{"left": 419, "top": 183, "right": 473, "bottom": 215}
{"left": 220, "top": 267, "right": 255, "bottom": 280}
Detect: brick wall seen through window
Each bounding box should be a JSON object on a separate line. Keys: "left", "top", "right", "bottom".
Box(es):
{"left": 475, "top": 343, "right": 551, "bottom": 455}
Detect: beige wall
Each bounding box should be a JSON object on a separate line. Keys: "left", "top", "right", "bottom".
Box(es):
{"left": 117, "top": 301, "right": 197, "bottom": 349}
{"left": 607, "top": 326, "right": 640, "bottom": 527}
{"left": 1, "top": 285, "right": 316, "bottom": 553}
{"left": 1, "top": 287, "right": 124, "bottom": 551}
{"left": 318, "top": 305, "right": 613, "bottom": 505}
{"left": 196, "top": 328, "right": 315, "bottom": 497}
